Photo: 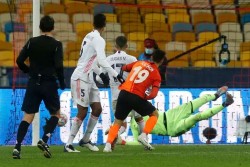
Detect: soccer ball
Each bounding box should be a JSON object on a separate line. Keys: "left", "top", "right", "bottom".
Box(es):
{"left": 58, "top": 113, "right": 68, "bottom": 127}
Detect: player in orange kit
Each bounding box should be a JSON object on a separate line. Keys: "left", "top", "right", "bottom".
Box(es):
{"left": 103, "top": 49, "right": 166, "bottom": 152}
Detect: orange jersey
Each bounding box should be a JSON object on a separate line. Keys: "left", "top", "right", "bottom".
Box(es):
{"left": 119, "top": 61, "right": 161, "bottom": 99}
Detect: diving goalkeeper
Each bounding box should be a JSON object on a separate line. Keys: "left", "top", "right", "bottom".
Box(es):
{"left": 130, "top": 86, "right": 234, "bottom": 137}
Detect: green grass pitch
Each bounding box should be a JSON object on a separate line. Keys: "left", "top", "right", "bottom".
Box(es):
{"left": 2, "top": 144, "right": 250, "bottom": 167}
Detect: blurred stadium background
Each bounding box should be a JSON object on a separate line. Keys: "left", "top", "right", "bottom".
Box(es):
{"left": 0, "top": 0, "right": 250, "bottom": 146}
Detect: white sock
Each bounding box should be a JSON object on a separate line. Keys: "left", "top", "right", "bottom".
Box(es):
{"left": 118, "top": 125, "right": 126, "bottom": 136}
{"left": 82, "top": 114, "right": 98, "bottom": 142}
{"left": 137, "top": 119, "right": 145, "bottom": 134}
{"left": 67, "top": 117, "right": 82, "bottom": 145}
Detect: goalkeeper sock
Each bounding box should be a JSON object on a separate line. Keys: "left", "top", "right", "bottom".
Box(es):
{"left": 107, "top": 124, "right": 120, "bottom": 144}
{"left": 15, "top": 121, "right": 30, "bottom": 151}
{"left": 42, "top": 116, "right": 59, "bottom": 143}
{"left": 143, "top": 115, "right": 157, "bottom": 134}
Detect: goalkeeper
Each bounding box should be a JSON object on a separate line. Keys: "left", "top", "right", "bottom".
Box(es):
{"left": 130, "top": 86, "right": 234, "bottom": 137}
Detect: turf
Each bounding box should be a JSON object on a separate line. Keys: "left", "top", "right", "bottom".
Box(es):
{"left": 2, "top": 144, "right": 250, "bottom": 167}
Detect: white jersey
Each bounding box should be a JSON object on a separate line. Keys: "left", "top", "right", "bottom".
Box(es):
{"left": 71, "top": 30, "right": 118, "bottom": 83}
{"left": 106, "top": 50, "right": 137, "bottom": 100}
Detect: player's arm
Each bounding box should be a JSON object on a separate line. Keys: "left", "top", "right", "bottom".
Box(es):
{"left": 54, "top": 41, "right": 65, "bottom": 89}
{"left": 16, "top": 40, "right": 30, "bottom": 73}
{"left": 94, "top": 38, "right": 118, "bottom": 77}
{"left": 121, "top": 61, "right": 137, "bottom": 72}
{"left": 144, "top": 77, "right": 161, "bottom": 100}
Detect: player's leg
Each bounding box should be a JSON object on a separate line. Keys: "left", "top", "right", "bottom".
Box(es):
{"left": 103, "top": 90, "right": 133, "bottom": 152}
{"left": 13, "top": 81, "right": 40, "bottom": 159}
{"left": 174, "top": 93, "right": 234, "bottom": 136}
{"left": 78, "top": 83, "right": 101, "bottom": 151}
{"left": 64, "top": 79, "right": 89, "bottom": 152}
{"left": 78, "top": 102, "right": 100, "bottom": 152}
{"left": 191, "top": 86, "right": 228, "bottom": 111}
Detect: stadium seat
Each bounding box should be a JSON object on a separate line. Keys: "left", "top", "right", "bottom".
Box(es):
{"left": 54, "top": 32, "right": 77, "bottom": 42}
{"left": 0, "top": 13, "right": 17, "bottom": 26}
{"left": 240, "top": 41, "right": 250, "bottom": 52}
{"left": 137, "top": 0, "right": 160, "bottom": 5}
{"left": 118, "top": 13, "right": 141, "bottom": 24}
{"left": 186, "top": 0, "right": 210, "bottom": 7}
{"left": 214, "top": 5, "right": 236, "bottom": 15}
{"left": 0, "top": 50, "right": 14, "bottom": 61}
{"left": 175, "top": 32, "right": 196, "bottom": 43}
{"left": 72, "top": 13, "right": 93, "bottom": 27}
{"left": 104, "top": 13, "right": 118, "bottom": 23}
{"left": 212, "top": 0, "right": 234, "bottom": 5}
{"left": 193, "top": 60, "right": 216, "bottom": 67}
{"left": 168, "top": 14, "right": 190, "bottom": 32}
{"left": 167, "top": 60, "right": 189, "bottom": 67}
{"left": 0, "top": 59, "right": 16, "bottom": 67}
{"left": 145, "top": 21, "right": 169, "bottom": 34}
{"left": 166, "top": 50, "right": 189, "bottom": 61}
{"left": 0, "top": 41, "right": 12, "bottom": 51}
{"left": 221, "top": 32, "right": 243, "bottom": 42}
{"left": 54, "top": 22, "right": 73, "bottom": 32}
{"left": 17, "top": 2, "right": 32, "bottom": 22}
{"left": 115, "top": 6, "right": 138, "bottom": 16}
{"left": 65, "top": 2, "right": 92, "bottom": 17}
{"left": 150, "top": 32, "right": 172, "bottom": 43}
{"left": 49, "top": 13, "right": 70, "bottom": 23}
{"left": 0, "top": 2, "right": 14, "bottom": 13}
{"left": 216, "top": 13, "right": 238, "bottom": 25}
{"left": 127, "top": 32, "right": 149, "bottom": 41}
{"left": 112, "top": 0, "right": 136, "bottom": 4}
{"left": 198, "top": 32, "right": 220, "bottom": 42}
{"left": 139, "top": 8, "right": 163, "bottom": 17}
{"left": 165, "top": 3, "right": 187, "bottom": 15}
{"left": 106, "top": 23, "right": 122, "bottom": 32}
{"left": 8, "top": 32, "right": 27, "bottom": 42}
{"left": 241, "top": 60, "right": 250, "bottom": 67}
{"left": 166, "top": 41, "right": 187, "bottom": 52}
{"left": 192, "top": 13, "right": 214, "bottom": 26}
{"left": 243, "top": 23, "right": 250, "bottom": 33}
{"left": 105, "top": 41, "right": 116, "bottom": 55}
{"left": 225, "top": 60, "right": 242, "bottom": 68}
{"left": 172, "top": 22, "right": 193, "bottom": 33}
{"left": 121, "top": 22, "right": 145, "bottom": 34}
{"left": 144, "top": 13, "right": 166, "bottom": 23}
{"left": 219, "top": 22, "right": 241, "bottom": 32}
{"left": 63, "top": 60, "right": 77, "bottom": 67}
{"left": 67, "top": 51, "right": 80, "bottom": 61}
{"left": 241, "top": 13, "right": 250, "bottom": 25}
{"left": 0, "top": 31, "right": 6, "bottom": 41}
{"left": 66, "top": 41, "right": 81, "bottom": 56}
{"left": 240, "top": 51, "right": 250, "bottom": 60}
{"left": 239, "top": 5, "right": 250, "bottom": 16}
{"left": 102, "top": 31, "right": 125, "bottom": 42}
{"left": 195, "top": 23, "right": 217, "bottom": 34}
{"left": 43, "top": 3, "right": 65, "bottom": 15}
{"left": 161, "top": 0, "right": 185, "bottom": 5}
{"left": 93, "top": 4, "right": 114, "bottom": 15}
{"left": 4, "top": 22, "right": 26, "bottom": 33}
{"left": 189, "top": 9, "right": 212, "bottom": 17}
{"left": 75, "top": 22, "right": 93, "bottom": 34}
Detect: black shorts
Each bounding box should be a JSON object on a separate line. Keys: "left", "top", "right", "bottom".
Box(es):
{"left": 115, "top": 90, "right": 156, "bottom": 120}
{"left": 21, "top": 79, "right": 60, "bottom": 114}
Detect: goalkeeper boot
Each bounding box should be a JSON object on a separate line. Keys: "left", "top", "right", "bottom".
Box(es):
{"left": 222, "top": 93, "right": 234, "bottom": 107}
{"left": 79, "top": 139, "right": 99, "bottom": 152}
{"left": 37, "top": 139, "right": 51, "bottom": 158}
{"left": 12, "top": 149, "right": 20, "bottom": 159}
{"left": 64, "top": 144, "right": 80, "bottom": 153}
{"left": 213, "top": 86, "right": 228, "bottom": 101}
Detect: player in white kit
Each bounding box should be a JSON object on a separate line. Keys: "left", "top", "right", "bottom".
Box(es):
{"left": 98, "top": 36, "right": 146, "bottom": 148}
{"left": 64, "top": 14, "right": 124, "bottom": 152}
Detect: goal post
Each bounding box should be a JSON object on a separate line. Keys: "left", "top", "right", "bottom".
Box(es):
{"left": 31, "top": 0, "right": 40, "bottom": 146}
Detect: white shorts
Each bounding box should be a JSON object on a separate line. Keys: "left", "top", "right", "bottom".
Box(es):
{"left": 71, "top": 79, "right": 100, "bottom": 107}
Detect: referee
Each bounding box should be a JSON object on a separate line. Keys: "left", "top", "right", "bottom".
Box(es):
{"left": 12, "top": 15, "right": 65, "bottom": 159}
